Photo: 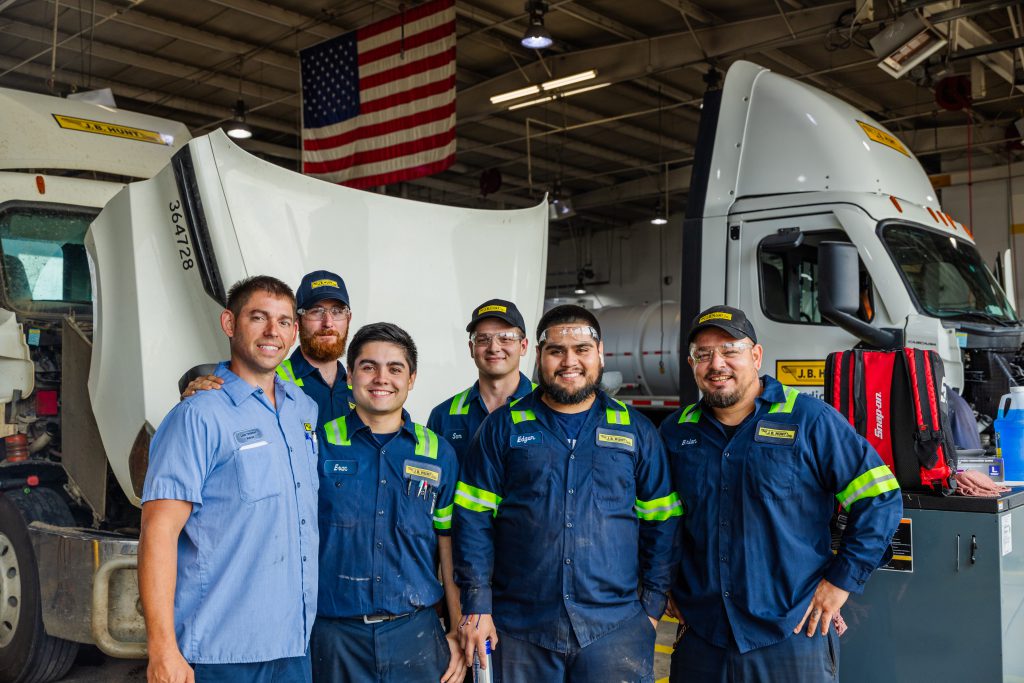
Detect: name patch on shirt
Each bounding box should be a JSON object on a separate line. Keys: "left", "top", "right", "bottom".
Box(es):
{"left": 595, "top": 428, "right": 636, "bottom": 452}
{"left": 324, "top": 459, "right": 357, "bottom": 476}
{"left": 679, "top": 437, "right": 700, "bottom": 448}
{"left": 447, "top": 429, "right": 467, "bottom": 442}
{"left": 754, "top": 421, "right": 798, "bottom": 445}
{"left": 510, "top": 431, "right": 543, "bottom": 448}
{"left": 404, "top": 459, "right": 441, "bottom": 483}
{"left": 234, "top": 428, "right": 263, "bottom": 444}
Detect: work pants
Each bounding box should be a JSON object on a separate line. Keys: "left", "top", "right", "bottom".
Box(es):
{"left": 192, "top": 654, "right": 311, "bottom": 683}
{"left": 670, "top": 627, "right": 839, "bottom": 683}
{"left": 310, "top": 607, "right": 450, "bottom": 683}
{"left": 494, "top": 608, "right": 656, "bottom": 683}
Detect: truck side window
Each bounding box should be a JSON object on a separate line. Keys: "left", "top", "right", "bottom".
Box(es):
{"left": 0, "top": 204, "right": 96, "bottom": 311}
{"left": 758, "top": 230, "right": 874, "bottom": 325}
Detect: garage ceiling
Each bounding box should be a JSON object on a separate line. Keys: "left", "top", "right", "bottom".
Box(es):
{"left": 1, "top": 0, "right": 1022, "bottom": 235}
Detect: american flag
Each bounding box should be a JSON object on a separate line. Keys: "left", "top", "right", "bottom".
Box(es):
{"left": 299, "top": 0, "right": 457, "bottom": 189}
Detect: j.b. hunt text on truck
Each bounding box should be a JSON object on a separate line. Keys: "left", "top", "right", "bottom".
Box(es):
{"left": 0, "top": 87, "right": 547, "bottom": 683}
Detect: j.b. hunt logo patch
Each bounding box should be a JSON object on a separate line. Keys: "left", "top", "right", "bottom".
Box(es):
{"left": 754, "top": 420, "right": 798, "bottom": 445}
{"left": 595, "top": 428, "right": 635, "bottom": 452}
{"left": 403, "top": 459, "right": 441, "bottom": 483}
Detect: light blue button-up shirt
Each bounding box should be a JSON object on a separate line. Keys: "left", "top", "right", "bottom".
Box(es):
{"left": 142, "top": 362, "right": 320, "bottom": 664}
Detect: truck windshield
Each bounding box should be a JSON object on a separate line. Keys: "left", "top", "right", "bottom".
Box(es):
{"left": 0, "top": 204, "right": 95, "bottom": 311}
{"left": 880, "top": 223, "right": 1016, "bottom": 324}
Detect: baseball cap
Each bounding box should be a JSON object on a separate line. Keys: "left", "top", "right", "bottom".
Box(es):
{"left": 466, "top": 299, "right": 527, "bottom": 335}
{"left": 296, "top": 270, "right": 349, "bottom": 311}
{"left": 687, "top": 305, "right": 757, "bottom": 345}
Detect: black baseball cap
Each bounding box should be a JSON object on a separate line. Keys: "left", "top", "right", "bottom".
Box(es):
{"left": 466, "top": 299, "right": 527, "bottom": 335}
{"left": 296, "top": 270, "right": 349, "bottom": 311}
{"left": 687, "top": 305, "right": 757, "bottom": 344}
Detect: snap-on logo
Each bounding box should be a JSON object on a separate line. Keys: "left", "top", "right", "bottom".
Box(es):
{"left": 873, "top": 392, "right": 884, "bottom": 439}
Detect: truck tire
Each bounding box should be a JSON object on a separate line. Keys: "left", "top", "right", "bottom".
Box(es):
{"left": 0, "top": 488, "right": 79, "bottom": 683}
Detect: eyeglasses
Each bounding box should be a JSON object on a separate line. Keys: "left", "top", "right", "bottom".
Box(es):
{"left": 471, "top": 331, "right": 524, "bottom": 347}
{"left": 538, "top": 326, "right": 599, "bottom": 344}
{"left": 298, "top": 305, "right": 351, "bottom": 321}
{"left": 689, "top": 341, "right": 753, "bottom": 364}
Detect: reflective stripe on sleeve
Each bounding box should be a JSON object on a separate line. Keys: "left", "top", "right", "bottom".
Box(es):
{"left": 768, "top": 386, "right": 799, "bottom": 414}
{"left": 454, "top": 481, "right": 502, "bottom": 516}
{"left": 678, "top": 404, "right": 701, "bottom": 424}
{"left": 433, "top": 503, "right": 454, "bottom": 530}
{"left": 414, "top": 423, "right": 439, "bottom": 458}
{"left": 635, "top": 492, "right": 684, "bottom": 521}
{"left": 324, "top": 416, "right": 350, "bottom": 446}
{"left": 836, "top": 465, "right": 899, "bottom": 509}
{"left": 449, "top": 389, "right": 471, "bottom": 416}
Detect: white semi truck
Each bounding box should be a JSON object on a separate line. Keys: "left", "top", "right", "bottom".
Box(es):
{"left": 600, "top": 60, "right": 1020, "bottom": 427}
{"left": 0, "top": 88, "right": 547, "bottom": 683}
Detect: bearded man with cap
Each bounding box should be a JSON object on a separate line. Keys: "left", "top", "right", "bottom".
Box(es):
{"left": 453, "top": 304, "right": 681, "bottom": 683}
{"left": 661, "top": 305, "right": 902, "bottom": 683}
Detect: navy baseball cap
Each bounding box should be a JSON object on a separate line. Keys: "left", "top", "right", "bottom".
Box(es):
{"left": 687, "top": 305, "right": 757, "bottom": 344}
{"left": 296, "top": 270, "right": 349, "bottom": 311}
{"left": 466, "top": 299, "right": 527, "bottom": 335}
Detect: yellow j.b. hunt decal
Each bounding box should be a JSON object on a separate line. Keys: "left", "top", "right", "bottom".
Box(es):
{"left": 698, "top": 311, "right": 733, "bottom": 323}
{"left": 758, "top": 427, "right": 796, "bottom": 440}
{"left": 776, "top": 360, "right": 825, "bottom": 386}
{"left": 52, "top": 114, "right": 169, "bottom": 145}
{"left": 405, "top": 465, "right": 440, "bottom": 482}
{"left": 856, "top": 121, "right": 909, "bottom": 157}
{"left": 477, "top": 304, "right": 507, "bottom": 315}
{"left": 304, "top": 422, "right": 313, "bottom": 432}
{"left": 310, "top": 278, "right": 338, "bottom": 288}
{"left": 598, "top": 433, "right": 634, "bottom": 447}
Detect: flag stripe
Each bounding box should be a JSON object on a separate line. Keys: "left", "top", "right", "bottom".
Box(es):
{"left": 303, "top": 88, "right": 455, "bottom": 147}
{"left": 343, "top": 152, "right": 457, "bottom": 189}
{"left": 360, "top": 72, "right": 455, "bottom": 115}
{"left": 356, "top": 0, "right": 452, "bottom": 42}
{"left": 304, "top": 103, "right": 455, "bottom": 154}
{"left": 358, "top": 20, "right": 456, "bottom": 66}
{"left": 304, "top": 129, "right": 455, "bottom": 175}
{"left": 358, "top": 3, "right": 454, "bottom": 53}
{"left": 359, "top": 44, "right": 455, "bottom": 88}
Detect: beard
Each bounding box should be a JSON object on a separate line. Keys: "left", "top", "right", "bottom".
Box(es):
{"left": 703, "top": 385, "right": 741, "bottom": 408}
{"left": 300, "top": 328, "right": 348, "bottom": 363}
{"left": 539, "top": 367, "right": 603, "bottom": 405}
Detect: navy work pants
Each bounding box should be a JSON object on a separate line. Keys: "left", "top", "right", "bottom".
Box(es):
{"left": 670, "top": 627, "right": 839, "bottom": 683}
{"left": 193, "top": 654, "right": 311, "bottom": 683}
{"left": 310, "top": 607, "right": 450, "bottom": 683}
{"left": 494, "top": 608, "right": 656, "bottom": 683}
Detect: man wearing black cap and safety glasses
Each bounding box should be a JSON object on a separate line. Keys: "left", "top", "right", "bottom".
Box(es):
{"left": 661, "top": 305, "right": 902, "bottom": 682}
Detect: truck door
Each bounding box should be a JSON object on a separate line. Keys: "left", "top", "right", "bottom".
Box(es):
{"left": 731, "top": 213, "right": 869, "bottom": 400}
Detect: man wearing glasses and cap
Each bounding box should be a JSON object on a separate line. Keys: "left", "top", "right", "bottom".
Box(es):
{"left": 661, "top": 305, "right": 901, "bottom": 682}
{"left": 427, "top": 299, "right": 535, "bottom": 463}
{"left": 454, "top": 304, "right": 681, "bottom": 682}
{"left": 183, "top": 269, "right": 355, "bottom": 424}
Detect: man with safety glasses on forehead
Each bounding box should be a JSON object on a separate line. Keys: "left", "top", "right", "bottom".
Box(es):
{"left": 453, "top": 304, "right": 681, "bottom": 683}
{"left": 661, "top": 305, "right": 901, "bottom": 683}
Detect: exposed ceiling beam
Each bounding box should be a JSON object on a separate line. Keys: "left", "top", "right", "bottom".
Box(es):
{"left": 558, "top": 3, "right": 646, "bottom": 40}
{"left": 651, "top": 0, "right": 720, "bottom": 25}
{"left": 474, "top": 116, "right": 652, "bottom": 168}
{"left": 574, "top": 165, "right": 694, "bottom": 209}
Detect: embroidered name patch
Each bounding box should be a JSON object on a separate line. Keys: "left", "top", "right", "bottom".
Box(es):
{"left": 234, "top": 428, "right": 262, "bottom": 444}
{"left": 447, "top": 429, "right": 467, "bottom": 442}
{"left": 679, "top": 437, "right": 700, "bottom": 447}
{"left": 510, "top": 432, "right": 543, "bottom": 448}
{"left": 324, "top": 460, "right": 357, "bottom": 476}
{"left": 754, "top": 420, "right": 798, "bottom": 445}
{"left": 596, "top": 428, "right": 636, "bottom": 452}
{"left": 404, "top": 459, "right": 441, "bottom": 483}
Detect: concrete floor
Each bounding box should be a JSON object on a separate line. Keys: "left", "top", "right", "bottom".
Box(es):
{"left": 60, "top": 617, "right": 678, "bottom": 682}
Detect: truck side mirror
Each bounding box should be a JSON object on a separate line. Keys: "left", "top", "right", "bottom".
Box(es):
{"left": 819, "top": 241, "right": 900, "bottom": 349}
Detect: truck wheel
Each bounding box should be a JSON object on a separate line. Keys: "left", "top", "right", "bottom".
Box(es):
{"left": 0, "top": 488, "right": 79, "bottom": 683}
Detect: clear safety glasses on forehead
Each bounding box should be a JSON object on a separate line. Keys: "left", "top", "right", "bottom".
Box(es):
{"left": 538, "top": 326, "right": 600, "bottom": 344}
{"left": 689, "top": 341, "right": 753, "bottom": 364}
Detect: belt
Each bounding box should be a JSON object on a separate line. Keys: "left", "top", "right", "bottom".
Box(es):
{"left": 350, "top": 609, "right": 421, "bottom": 625}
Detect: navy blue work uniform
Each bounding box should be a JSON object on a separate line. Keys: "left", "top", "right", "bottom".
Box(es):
{"left": 661, "top": 376, "right": 902, "bottom": 682}
{"left": 454, "top": 389, "right": 682, "bottom": 683}
{"left": 275, "top": 346, "right": 353, "bottom": 425}
{"left": 427, "top": 372, "right": 535, "bottom": 462}
{"left": 311, "top": 410, "right": 458, "bottom": 683}
{"left": 142, "top": 363, "right": 319, "bottom": 680}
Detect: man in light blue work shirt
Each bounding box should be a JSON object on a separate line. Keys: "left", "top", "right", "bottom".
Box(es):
{"left": 139, "top": 275, "right": 320, "bottom": 683}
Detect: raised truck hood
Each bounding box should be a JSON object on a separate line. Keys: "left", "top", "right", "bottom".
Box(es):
{"left": 87, "top": 130, "right": 548, "bottom": 506}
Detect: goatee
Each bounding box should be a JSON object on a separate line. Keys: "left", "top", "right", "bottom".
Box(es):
{"left": 539, "top": 368, "right": 603, "bottom": 405}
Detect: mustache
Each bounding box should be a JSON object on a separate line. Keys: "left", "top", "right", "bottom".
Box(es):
{"left": 703, "top": 371, "right": 735, "bottom": 381}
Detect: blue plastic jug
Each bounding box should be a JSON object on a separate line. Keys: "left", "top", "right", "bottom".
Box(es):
{"left": 994, "top": 386, "right": 1024, "bottom": 483}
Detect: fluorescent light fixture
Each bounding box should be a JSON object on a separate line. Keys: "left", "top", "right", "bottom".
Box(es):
{"left": 490, "top": 85, "right": 541, "bottom": 104}
{"left": 508, "top": 95, "right": 552, "bottom": 111}
{"left": 561, "top": 82, "right": 610, "bottom": 97}
{"left": 541, "top": 70, "right": 597, "bottom": 91}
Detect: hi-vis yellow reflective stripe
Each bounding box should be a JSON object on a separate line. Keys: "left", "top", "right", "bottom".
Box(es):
{"left": 635, "top": 492, "right": 683, "bottom": 521}
{"left": 530, "top": 382, "right": 538, "bottom": 390}
{"left": 414, "top": 424, "right": 439, "bottom": 458}
{"left": 433, "top": 503, "right": 454, "bottom": 530}
{"left": 678, "top": 403, "right": 701, "bottom": 424}
{"left": 275, "top": 359, "right": 304, "bottom": 387}
{"left": 509, "top": 397, "right": 536, "bottom": 424}
{"left": 454, "top": 482, "right": 502, "bottom": 516}
{"left": 836, "top": 465, "right": 899, "bottom": 509}
{"left": 606, "top": 398, "right": 631, "bottom": 425}
{"left": 449, "top": 388, "right": 471, "bottom": 416}
{"left": 768, "top": 386, "right": 799, "bottom": 414}
{"left": 324, "top": 416, "right": 350, "bottom": 446}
